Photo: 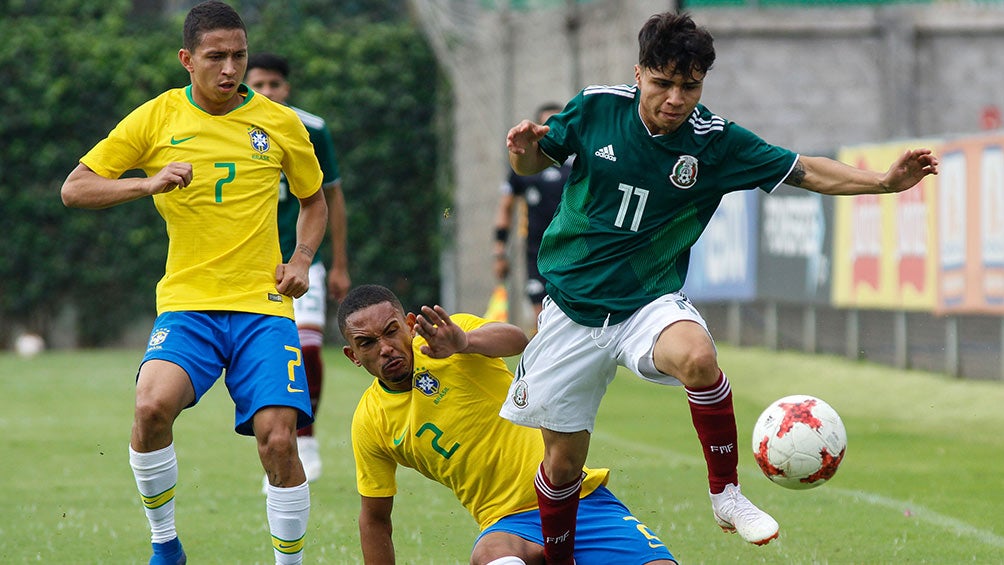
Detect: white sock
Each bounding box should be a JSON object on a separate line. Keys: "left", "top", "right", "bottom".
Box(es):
{"left": 129, "top": 443, "right": 178, "bottom": 544}
{"left": 485, "top": 557, "right": 528, "bottom": 565}
{"left": 266, "top": 482, "right": 310, "bottom": 564}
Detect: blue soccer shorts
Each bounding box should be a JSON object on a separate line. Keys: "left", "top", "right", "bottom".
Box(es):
{"left": 476, "top": 485, "right": 675, "bottom": 564}
{"left": 141, "top": 311, "right": 313, "bottom": 436}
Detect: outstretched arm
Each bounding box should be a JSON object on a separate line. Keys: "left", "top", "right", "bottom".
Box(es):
{"left": 507, "top": 119, "right": 555, "bottom": 176}
{"left": 61, "top": 162, "right": 192, "bottom": 209}
{"left": 413, "top": 305, "right": 528, "bottom": 359}
{"left": 359, "top": 495, "right": 395, "bottom": 565}
{"left": 787, "top": 149, "right": 939, "bottom": 196}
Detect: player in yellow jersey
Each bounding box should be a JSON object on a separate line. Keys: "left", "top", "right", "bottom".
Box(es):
{"left": 338, "top": 284, "right": 677, "bottom": 564}
{"left": 59, "top": 2, "right": 326, "bottom": 564}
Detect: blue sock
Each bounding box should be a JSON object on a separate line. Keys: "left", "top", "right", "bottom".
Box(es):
{"left": 150, "top": 537, "right": 186, "bottom": 565}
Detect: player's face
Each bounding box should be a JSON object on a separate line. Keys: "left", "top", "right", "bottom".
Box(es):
{"left": 634, "top": 64, "right": 704, "bottom": 135}
{"left": 179, "top": 27, "right": 248, "bottom": 115}
{"left": 342, "top": 302, "right": 415, "bottom": 392}
{"left": 246, "top": 68, "right": 290, "bottom": 104}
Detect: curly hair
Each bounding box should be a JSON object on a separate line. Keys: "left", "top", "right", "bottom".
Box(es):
{"left": 638, "top": 12, "right": 715, "bottom": 80}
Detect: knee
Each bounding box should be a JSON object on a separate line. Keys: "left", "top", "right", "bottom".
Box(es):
{"left": 257, "top": 426, "right": 297, "bottom": 461}
{"left": 133, "top": 396, "right": 178, "bottom": 434}
{"left": 676, "top": 348, "right": 720, "bottom": 388}
{"left": 542, "top": 434, "right": 589, "bottom": 485}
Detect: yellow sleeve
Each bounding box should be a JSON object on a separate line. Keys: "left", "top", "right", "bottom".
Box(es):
{"left": 351, "top": 390, "right": 399, "bottom": 498}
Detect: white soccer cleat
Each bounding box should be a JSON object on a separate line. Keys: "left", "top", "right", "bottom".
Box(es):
{"left": 710, "top": 483, "right": 779, "bottom": 546}
{"left": 297, "top": 436, "right": 322, "bottom": 482}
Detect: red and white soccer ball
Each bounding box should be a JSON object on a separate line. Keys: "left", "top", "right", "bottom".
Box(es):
{"left": 752, "top": 395, "right": 847, "bottom": 490}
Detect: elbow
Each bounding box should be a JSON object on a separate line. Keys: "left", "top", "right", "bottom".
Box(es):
{"left": 506, "top": 329, "right": 530, "bottom": 357}
{"left": 60, "top": 182, "right": 81, "bottom": 208}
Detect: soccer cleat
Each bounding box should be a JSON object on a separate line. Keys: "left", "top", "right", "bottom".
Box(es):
{"left": 297, "top": 436, "right": 322, "bottom": 482}
{"left": 150, "top": 537, "right": 186, "bottom": 565}
{"left": 710, "top": 483, "right": 779, "bottom": 546}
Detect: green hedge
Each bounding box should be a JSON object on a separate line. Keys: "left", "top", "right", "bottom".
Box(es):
{"left": 0, "top": 0, "right": 447, "bottom": 346}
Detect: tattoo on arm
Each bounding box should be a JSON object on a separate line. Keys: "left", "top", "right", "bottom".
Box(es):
{"left": 296, "top": 244, "right": 315, "bottom": 260}
{"left": 787, "top": 161, "right": 806, "bottom": 186}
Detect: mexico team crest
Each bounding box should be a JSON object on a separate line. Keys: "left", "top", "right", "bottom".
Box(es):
{"left": 512, "top": 380, "right": 528, "bottom": 408}
{"left": 248, "top": 127, "right": 270, "bottom": 153}
{"left": 415, "top": 371, "right": 440, "bottom": 396}
{"left": 669, "top": 155, "right": 699, "bottom": 189}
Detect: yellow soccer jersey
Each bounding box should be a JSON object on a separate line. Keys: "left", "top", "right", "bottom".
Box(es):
{"left": 80, "top": 85, "right": 322, "bottom": 317}
{"left": 351, "top": 313, "right": 609, "bottom": 530}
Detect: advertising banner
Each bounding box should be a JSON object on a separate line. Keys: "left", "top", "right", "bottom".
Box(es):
{"left": 936, "top": 134, "right": 1004, "bottom": 313}
{"left": 832, "top": 141, "right": 940, "bottom": 310}
{"left": 682, "top": 189, "right": 759, "bottom": 301}
{"left": 757, "top": 184, "right": 834, "bottom": 304}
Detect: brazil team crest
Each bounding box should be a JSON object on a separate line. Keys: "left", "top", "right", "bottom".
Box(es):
{"left": 147, "top": 328, "right": 170, "bottom": 350}
{"left": 669, "top": 155, "right": 699, "bottom": 189}
{"left": 248, "top": 127, "right": 270, "bottom": 153}
{"left": 415, "top": 371, "right": 440, "bottom": 396}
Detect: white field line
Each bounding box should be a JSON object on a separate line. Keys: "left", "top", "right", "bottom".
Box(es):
{"left": 591, "top": 430, "right": 1004, "bottom": 548}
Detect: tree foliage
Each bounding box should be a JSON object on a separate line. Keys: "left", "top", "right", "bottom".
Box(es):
{"left": 0, "top": 1, "right": 448, "bottom": 346}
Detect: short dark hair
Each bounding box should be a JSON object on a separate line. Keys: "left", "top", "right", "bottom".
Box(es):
{"left": 638, "top": 12, "right": 715, "bottom": 79}
{"left": 183, "top": 1, "right": 246, "bottom": 52}
{"left": 248, "top": 52, "right": 290, "bottom": 79}
{"left": 337, "top": 285, "right": 405, "bottom": 339}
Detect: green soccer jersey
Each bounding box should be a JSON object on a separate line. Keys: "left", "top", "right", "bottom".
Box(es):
{"left": 276, "top": 106, "right": 341, "bottom": 264}
{"left": 537, "top": 84, "right": 798, "bottom": 327}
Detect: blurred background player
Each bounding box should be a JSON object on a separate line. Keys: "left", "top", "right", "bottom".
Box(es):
{"left": 247, "top": 52, "right": 350, "bottom": 486}
{"left": 61, "top": 2, "right": 325, "bottom": 563}
{"left": 338, "top": 284, "right": 676, "bottom": 565}
{"left": 493, "top": 103, "right": 570, "bottom": 331}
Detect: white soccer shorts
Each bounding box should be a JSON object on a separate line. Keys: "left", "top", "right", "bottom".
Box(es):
{"left": 292, "top": 262, "right": 327, "bottom": 328}
{"left": 499, "top": 292, "right": 714, "bottom": 434}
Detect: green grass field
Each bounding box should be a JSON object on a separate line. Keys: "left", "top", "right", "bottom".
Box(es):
{"left": 1, "top": 344, "right": 1002, "bottom": 564}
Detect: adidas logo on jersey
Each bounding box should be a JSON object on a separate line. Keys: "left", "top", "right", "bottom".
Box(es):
{"left": 594, "top": 144, "right": 617, "bottom": 162}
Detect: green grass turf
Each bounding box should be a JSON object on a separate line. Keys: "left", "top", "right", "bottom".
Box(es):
{"left": 1, "top": 345, "right": 1002, "bottom": 563}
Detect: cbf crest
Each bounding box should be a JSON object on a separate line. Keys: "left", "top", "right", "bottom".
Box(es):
{"left": 147, "top": 328, "right": 170, "bottom": 351}
{"left": 248, "top": 127, "right": 270, "bottom": 153}
{"left": 415, "top": 371, "right": 440, "bottom": 396}
{"left": 669, "top": 155, "right": 699, "bottom": 189}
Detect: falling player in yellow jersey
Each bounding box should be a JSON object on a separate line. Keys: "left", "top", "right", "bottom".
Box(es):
{"left": 338, "top": 284, "right": 677, "bottom": 565}
{"left": 60, "top": 2, "right": 327, "bottom": 563}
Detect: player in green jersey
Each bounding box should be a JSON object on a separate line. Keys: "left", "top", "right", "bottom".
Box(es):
{"left": 61, "top": 2, "right": 325, "bottom": 563}
{"left": 500, "top": 11, "right": 938, "bottom": 563}
{"left": 247, "top": 52, "right": 351, "bottom": 487}
{"left": 339, "top": 284, "right": 676, "bottom": 565}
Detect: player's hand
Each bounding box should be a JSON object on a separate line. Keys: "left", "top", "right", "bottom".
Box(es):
{"left": 506, "top": 120, "right": 549, "bottom": 155}
{"left": 147, "top": 162, "right": 193, "bottom": 195}
{"left": 414, "top": 305, "right": 468, "bottom": 358}
{"left": 275, "top": 261, "right": 310, "bottom": 298}
{"left": 880, "top": 149, "right": 939, "bottom": 194}
{"left": 328, "top": 267, "right": 351, "bottom": 302}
